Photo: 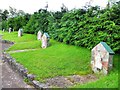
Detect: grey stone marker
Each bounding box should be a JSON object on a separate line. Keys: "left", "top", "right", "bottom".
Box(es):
{"left": 9, "top": 28, "right": 12, "bottom": 33}
{"left": 41, "top": 33, "right": 50, "bottom": 49}
{"left": 91, "top": 42, "right": 115, "bottom": 75}
{"left": 37, "top": 31, "right": 42, "bottom": 40}
{"left": 18, "top": 28, "right": 23, "bottom": 37}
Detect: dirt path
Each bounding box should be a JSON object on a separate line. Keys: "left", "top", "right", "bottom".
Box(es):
{"left": 0, "top": 42, "right": 34, "bottom": 88}
{"left": 45, "top": 74, "right": 97, "bottom": 88}
{"left": 8, "top": 49, "right": 37, "bottom": 53}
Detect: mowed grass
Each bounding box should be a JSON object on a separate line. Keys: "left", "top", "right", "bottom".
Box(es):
{"left": 10, "top": 40, "right": 91, "bottom": 81}
{"left": 1, "top": 31, "right": 41, "bottom": 51}
{"left": 1, "top": 30, "right": 119, "bottom": 88}
{"left": 72, "top": 54, "right": 119, "bottom": 88}
{"left": 8, "top": 41, "right": 41, "bottom": 51}
{"left": 1, "top": 31, "right": 36, "bottom": 43}
{"left": 0, "top": 30, "right": 2, "bottom": 34}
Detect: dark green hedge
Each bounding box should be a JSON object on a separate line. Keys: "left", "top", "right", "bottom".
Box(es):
{"left": 48, "top": 4, "right": 120, "bottom": 53}
{"left": 2, "top": 1, "right": 120, "bottom": 53}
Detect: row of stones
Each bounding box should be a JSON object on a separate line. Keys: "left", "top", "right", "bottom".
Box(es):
{"left": 18, "top": 29, "right": 50, "bottom": 49}
{"left": 3, "top": 28, "right": 50, "bottom": 49}
{"left": 1, "top": 40, "right": 14, "bottom": 44}
{"left": 2, "top": 52, "right": 49, "bottom": 89}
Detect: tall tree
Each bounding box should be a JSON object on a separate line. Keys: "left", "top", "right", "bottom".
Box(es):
{"left": 17, "top": 10, "right": 25, "bottom": 16}
{"left": 0, "top": 9, "right": 2, "bottom": 22}
{"left": 9, "top": 6, "right": 17, "bottom": 18}
{"left": 2, "top": 9, "right": 9, "bottom": 20}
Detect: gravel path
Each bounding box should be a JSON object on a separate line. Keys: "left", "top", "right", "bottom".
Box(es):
{"left": 0, "top": 42, "right": 34, "bottom": 88}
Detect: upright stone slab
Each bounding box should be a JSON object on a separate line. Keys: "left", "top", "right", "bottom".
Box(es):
{"left": 37, "top": 31, "right": 42, "bottom": 40}
{"left": 9, "top": 28, "right": 12, "bottom": 33}
{"left": 91, "top": 42, "right": 115, "bottom": 74}
{"left": 41, "top": 33, "right": 50, "bottom": 49}
{"left": 18, "top": 28, "right": 23, "bottom": 37}
{"left": 2, "top": 29, "right": 5, "bottom": 32}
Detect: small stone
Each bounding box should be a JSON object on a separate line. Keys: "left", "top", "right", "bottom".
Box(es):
{"left": 32, "top": 80, "right": 49, "bottom": 89}
{"left": 27, "top": 74, "right": 35, "bottom": 81}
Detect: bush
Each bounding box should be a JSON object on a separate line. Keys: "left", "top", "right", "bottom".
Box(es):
{"left": 2, "top": 1, "right": 120, "bottom": 53}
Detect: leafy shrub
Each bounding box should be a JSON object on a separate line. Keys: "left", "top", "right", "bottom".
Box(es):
{"left": 2, "top": 1, "right": 120, "bottom": 53}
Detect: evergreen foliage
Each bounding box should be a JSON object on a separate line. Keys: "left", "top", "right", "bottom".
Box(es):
{"left": 1, "top": 1, "right": 120, "bottom": 53}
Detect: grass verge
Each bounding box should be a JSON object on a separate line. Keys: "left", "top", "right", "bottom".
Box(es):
{"left": 1, "top": 30, "right": 119, "bottom": 88}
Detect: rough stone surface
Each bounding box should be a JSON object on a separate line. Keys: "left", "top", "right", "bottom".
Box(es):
{"left": 0, "top": 41, "right": 34, "bottom": 88}
{"left": 1, "top": 61, "right": 33, "bottom": 88}
{"left": 27, "top": 74, "right": 35, "bottom": 81}
{"left": 41, "top": 33, "right": 50, "bottom": 49}
{"left": 32, "top": 80, "right": 49, "bottom": 89}
{"left": 91, "top": 42, "right": 114, "bottom": 74}
{"left": 45, "top": 75, "right": 97, "bottom": 88}
{"left": 46, "top": 76, "right": 73, "bottom": 88}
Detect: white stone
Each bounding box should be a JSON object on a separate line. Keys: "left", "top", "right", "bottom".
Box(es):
{"left": 37, "top": 31, "right": 42, "bottom": 40}
{"left": 41, "top": 33, "right": 50, "bottom": 49}
{"left": 9, "top": 28, "right": 11, "bottom": 33}
{"left": 18, "top": 29, "right": 23, "bottom": 37}
{"left": 91, "top": 42, "right": 115, "bottom": 74}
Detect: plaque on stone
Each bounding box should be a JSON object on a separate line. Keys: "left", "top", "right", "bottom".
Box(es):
{"left": 41, "top": 33, "right": 50, "bottom": 49}
{"left": 37, "top": 31, "right": 42, "bottom": 40}
{"left": 91, "top": 42, "right": 115, "bottom": 74}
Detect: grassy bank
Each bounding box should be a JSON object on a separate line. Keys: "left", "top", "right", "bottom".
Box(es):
{"left": 0, "top": 31, "right": 41, "bottom": 50}
{"left": 10, "top": 41, "right": 91, "bottom": 81}
{"left": 1, "top": 31, "right": 119, "bottom": 88}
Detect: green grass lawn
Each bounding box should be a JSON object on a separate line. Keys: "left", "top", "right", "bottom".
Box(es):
{"left": 1, "top": 30, "right": 119, "bottom": 88}
{"left": 10, "top": 41, "right": 91, "bottom": 81}
{"left": 0, "top": 31, "right": 41, "bottom": 51}
{"left": 8, "top": 41, "right": 41, "bottom": 51}
{"left": 0, "top": 31, "right": 36, "bottom": 42}
{"left": 72, "top": 54, "right": 119, "bottom": 88}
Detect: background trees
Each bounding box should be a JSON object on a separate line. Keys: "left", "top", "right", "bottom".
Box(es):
{"left": 1, "top": 1, "right": 120, "bottom": 53}
{"left": 0, "top": 7, "right": 30, "bottom": 31}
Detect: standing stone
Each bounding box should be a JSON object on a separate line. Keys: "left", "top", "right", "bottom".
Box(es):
{"left": 18, "top": 28, "right": 23, "bottom": 37}
{"left": 9, "top": 28, "right": 12, "bottom": 33}
{"left": 2, "top": 29, "right": 5, "bottom": 32}
{"left": 13, "top": 29, "right": 14, "bottom": 32}
{"left": 41, "top": 33, "right": 50, "bottom": 49}
{"left": 37, "top": 31, "right": 42, "bottom": 40}
{"left": 91, "top": 42, "right": 115, "bottom": 75}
